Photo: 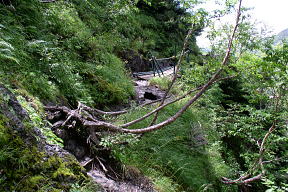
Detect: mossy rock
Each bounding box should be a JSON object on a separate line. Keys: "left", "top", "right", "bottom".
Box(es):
{"left": 0, "top": 84, "right": 92, "bottom": 191}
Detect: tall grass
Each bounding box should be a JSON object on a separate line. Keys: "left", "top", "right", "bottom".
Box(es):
{"left": 0, "top": 0, "right": 134, "bottom": 106}
{"left": 113, "top": 100, "right": 236, "bottom": 191}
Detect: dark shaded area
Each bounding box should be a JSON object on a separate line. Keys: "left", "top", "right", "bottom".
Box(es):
{"left": 0, "top": 0, "right": 12, "bottom": 6}
{"left": 219, "top": 79, "right": 249, "bottom": 109}
{"left": 144, "top": 91, "right": 158, "bottom": 100}
{"left": 221, "top": 136, "right": 246, "bottom": 171}
{"left": 120, "top": 50, "right": 151, "bottom": 72}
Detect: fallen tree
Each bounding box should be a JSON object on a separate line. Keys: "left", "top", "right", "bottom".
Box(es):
{"left": 45, "top": 0, "right": 283, "bottom": 186}
{"left": 46, "top": 0, "right": 242, "bottom": 134}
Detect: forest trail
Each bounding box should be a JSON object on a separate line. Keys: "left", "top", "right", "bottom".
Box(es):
{"left": 81, "top": 74, "right": 172, "bottom": 192}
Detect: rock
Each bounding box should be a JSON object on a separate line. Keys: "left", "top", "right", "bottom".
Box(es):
{"left": 134, "top": 80, "right": 166, "bottom": 104}
{"left": 144, "top": 92, "right": 159, "bottom": 100}
{"left": 0, "top": 84, "right": 92, "bottom": 191}
{"left": 88, "top": 170, "right": 153, "bottom": 192}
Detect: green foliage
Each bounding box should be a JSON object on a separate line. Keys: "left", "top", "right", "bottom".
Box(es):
{"left": 70, "top": 181, "right": 101, "bottom": 192}
{"left": 99, "top": 133, "right": 140, "bottom": 148}
{"left": 149, "top": 76, "right": 184, "bottom": 95}
{"left": 0, "top": 115, "right": 86, "bottom": 191}
{"left": 177, "top": 6, "right": 287, "bottom": 189}
{"left": 149, "top": 76, "right": 171, "bottom": 90}
{"left": 113, "top": 101, "right": 234, "bottom": 191}
{"left": 211, "top": 41, "right": 288, "bottom": 190}
{"left": 15, "top": 90, "right": 64, "bottom": 146}
{"left": 0, "top": 0, "right": 135, "bottom": 106}
{"left": 0, "top": 37, "right": 19, "bottom": 64}
{"left": 0, "top": 0, "right": 204, "bottom": 107}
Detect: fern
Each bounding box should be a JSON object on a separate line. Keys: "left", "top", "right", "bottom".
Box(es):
{"left": 0, "top": 39, "right": 18, "bottom": 64}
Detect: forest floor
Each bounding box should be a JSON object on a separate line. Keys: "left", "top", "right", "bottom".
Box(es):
{"left": 48, "top": 76, "right": 172, "bottom": 191}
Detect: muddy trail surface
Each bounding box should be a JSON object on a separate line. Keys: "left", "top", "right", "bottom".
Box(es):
{"left": 134, "top": 80, "right": 167, "bottom": 105}
{"left": 48, "top": 78, "right": 170, "bottom": 192}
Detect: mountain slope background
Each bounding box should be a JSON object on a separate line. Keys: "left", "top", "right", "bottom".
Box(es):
{"left": 275, "top": 28, "right": 288, "bottom": 44}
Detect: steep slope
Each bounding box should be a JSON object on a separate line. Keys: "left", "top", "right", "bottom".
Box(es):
{"left": 0, "top": 84, "right": 96, "bottom": 191}
{"left": 0, "top": 0, "right": 204, "bottom": 191}
{"left": 0, "top": 0, "right": 198, "bottom": 107}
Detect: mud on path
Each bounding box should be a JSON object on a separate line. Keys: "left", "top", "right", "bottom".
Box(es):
{"left": 47, "top": 79, "right": 169, "bottom": 192}
{"left": 134, "top": 80, "right": 167, "bottom": 105}
{"left": 83, "top": 79, "right": 167, "bottom": 191}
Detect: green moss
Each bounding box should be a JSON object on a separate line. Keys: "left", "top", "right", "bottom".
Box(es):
{"left": 16, "top": 92, "right": 64, "bottom": 147}
{"left": 0, "top": 110, "right": 87, "bottom": 191}
{"left": 0, "top": 135, "right": 86, "bottom": 191}
{"left": 53, "top": 166, "right": 76, "bottom": 180}
{"left": 27, "top": 175, "right": 46, "bottom": 186}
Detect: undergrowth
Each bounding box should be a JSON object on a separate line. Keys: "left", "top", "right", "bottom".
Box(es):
{"left": 149, "top": 76, "right": 183, "bottom": 95}
{"left": 112, "top": 98, "right": 237, "bottom": 192}
{"left": 0, "top": 0, "right": 197, "bottom": 107}
{"left": 0, "top": 0, "right": 135, "bottom": 107}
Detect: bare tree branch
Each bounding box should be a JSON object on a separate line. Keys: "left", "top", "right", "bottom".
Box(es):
{"left": 221, "top": 123, "right": 276, "bottom": 185}
{"left": 150, "top": 28, "right": 195, "bottom": 125}
{"left": 120, "top": 86, "right": 200, "bottom": 128}
{"left": 45, "top": 72, "right": 234, "bottom": 134}
{"left": 117, "top": 75, "right": 235, "bottom": 128}
{"left": 76, "top": 97, "right": 168, "bottom": 117}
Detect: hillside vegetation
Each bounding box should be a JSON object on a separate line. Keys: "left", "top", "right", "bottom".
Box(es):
{"left": 0, "top": 0, "right": 199, "bottom": 107}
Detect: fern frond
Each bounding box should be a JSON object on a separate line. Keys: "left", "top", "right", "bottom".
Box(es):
{"left": 0, "top": 40, "right": 14, "bottom": 50}
{"left": 0, "top": 54, "right": 19, "bottom": 64}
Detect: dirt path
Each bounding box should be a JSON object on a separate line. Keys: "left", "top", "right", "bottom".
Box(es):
{"left": 88, "top": 170, "right": 151, "bottom": 192}
{"left": 134, "top": 80, "right": 167, "bottom": 105}
{"left": 47, "top": 76, "right": 170, "bottom": 192}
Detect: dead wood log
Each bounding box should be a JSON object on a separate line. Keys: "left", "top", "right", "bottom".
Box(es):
{"left": 45, "top": 73, "right": 237, "bottom": 135}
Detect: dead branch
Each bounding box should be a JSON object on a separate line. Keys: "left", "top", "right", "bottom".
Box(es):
{"left": 120, "top": 86, "right": 200, "bottom": 128}
{"left": 221, "top": 123, "right": 276, "bottom": 185}
{"left": 73, "top": 97, "right": 165, "bottom": 117}
{"left": 79, "top": 104, "right": 128, "bottom": 116}
{"left": 150, "top": 27, "right": 195, "bottom": 125}
{"left": 45, "top": 72, "right": 237, "bottom": 135}
{"left": 45, "top": 74, "right": 235, "bottom": 135}
{"left": 40, "top": 0, "right": 56, "bottom": 3}
{"left": 120, "top": 75, "right": 235, "bottom": 128}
